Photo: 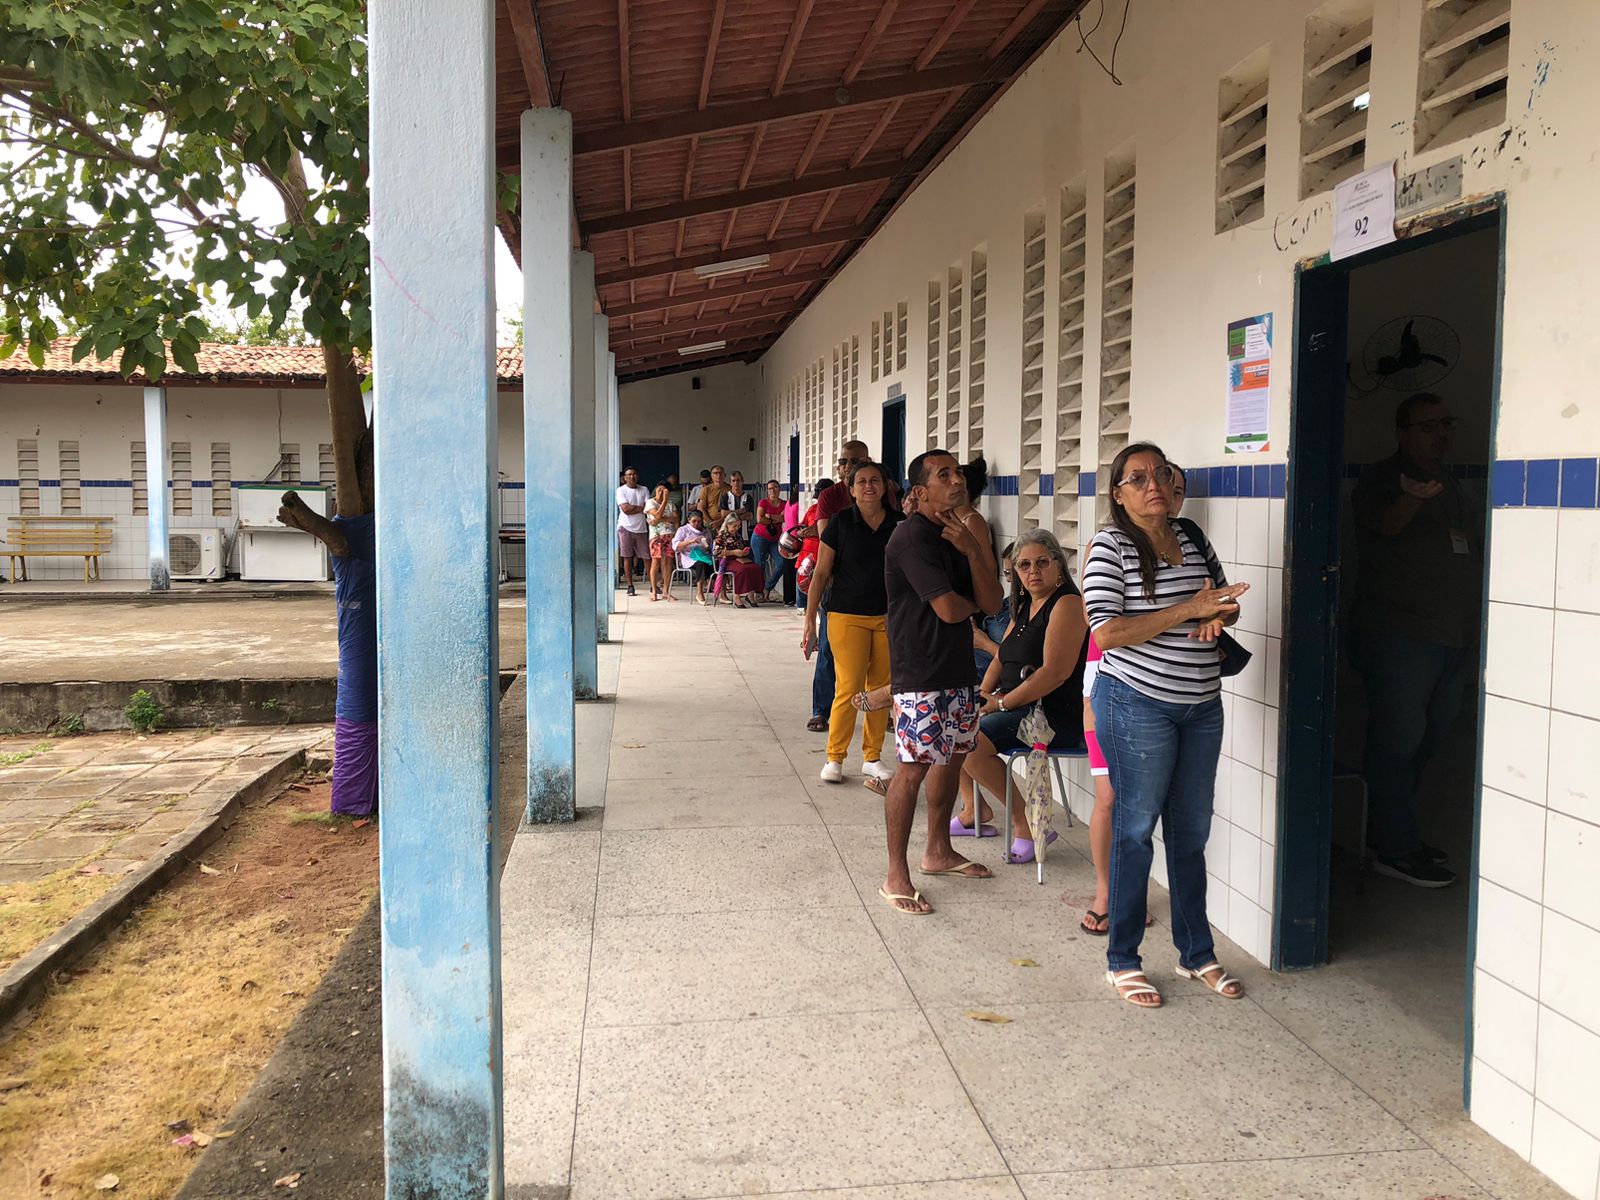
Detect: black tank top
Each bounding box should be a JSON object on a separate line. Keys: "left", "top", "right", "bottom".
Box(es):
{"left": 997, "top": 583, "right": 1086, "bottom": 745}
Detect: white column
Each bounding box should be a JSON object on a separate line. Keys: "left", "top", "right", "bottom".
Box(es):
{"left": 571, "top": 251, "right": 599, "bottom": 699}
{"left": 592, "top": 315, "right": 611, "bottom": 642}
{"left": 369, "top": 0, "right": 502, "bottom": 1192}
{"left": 142, "top": 387, "right": 169, "bottom": 591}
{"left": 522, "top": 109, "right": 577, "bottom": 824}
{"left": 608, "top": 355, "right": 621, "bottom": 612}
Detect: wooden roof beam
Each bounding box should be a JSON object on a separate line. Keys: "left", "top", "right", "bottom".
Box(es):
{"left": 504, "top": 0, "right": 554, "bottom": 107}
{"left": 916, "top": 0, "right": 980, "bottom": 70}
{"left": 583, "top": 160, "right": 900, "bottom": 235}
{"left": 844, "top": 0, "right": 902, "bottom": 85}
{"left": 986, "top": 0, "right": 1050, "bottom": 58}
{"left": 559, "top": 62, "right": 990, "bottom": 158}
{"left": 619, "top": 349, "right": 767, "bottom": 380}
{"left": 618, "top": 333, "right": 776, "bottom": 366}
{"left": 605, "top": 268, "right": 830, "bottom": 318}
{"left": 698, "top": 0, "right": 727, "bottom": 108}
{"left": 772, "top": 0, "right": 816, "bottom": 98}
{"left": 612, "top": 312, "right": 792, "bottom": 347}
{"left": 594, "top": 224, "right": 869, "bottom": 287}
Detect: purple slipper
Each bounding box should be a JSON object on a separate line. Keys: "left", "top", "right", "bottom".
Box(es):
{"left": 950, "top": 816, "right": 999, "bottom": 838}
{"left": 1007, "top": 830, "right": 1060, "bottom": 864}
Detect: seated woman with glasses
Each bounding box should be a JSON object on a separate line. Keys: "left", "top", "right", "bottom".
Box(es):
{"left": 714, "top": 513, "right": 766, "bottom": 608}
{"left": 956, "top": 528, "right": 1089, "bottom": 863}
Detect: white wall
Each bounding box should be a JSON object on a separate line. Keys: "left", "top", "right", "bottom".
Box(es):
{"left": 617, "top": 360, "right": 763, "bottom": 484}
{"left": 0, "top": 381, "right": 527, "bottom": 579}
{"left": 750, "top": 2, "right": 1600, "bottom": 1190}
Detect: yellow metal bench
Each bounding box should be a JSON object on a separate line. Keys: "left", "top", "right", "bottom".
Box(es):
{"left": 3, "top": 515, "right": 115, "bottom": 582}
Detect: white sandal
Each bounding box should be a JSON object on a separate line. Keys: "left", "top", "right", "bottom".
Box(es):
{"left": 1175, "top": 962, "right": 1244, "bottom": 999}
{"left": 1105, "top": 969, "right": 1163, "bottom": 1008}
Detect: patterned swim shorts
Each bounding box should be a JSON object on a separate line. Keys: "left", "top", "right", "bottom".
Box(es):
{"left": 892, "top": 687, "right": 981, "bottom": 765}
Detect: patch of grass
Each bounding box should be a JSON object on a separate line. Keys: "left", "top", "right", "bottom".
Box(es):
{"left": 0, "top": 866, "right": 118, "bottom": 970}
{"left": 285, "top": 809, "right": 363, "bottom": 829}
{"left": 124, "top": 689, "right": 162, "bottom": 734}
{"left": 0, "top": 781, "right": 378, "bottom": 1198}
{"left": 57, "top": 714, "right": 85, "bottom": 735}
{"left": 0, "top": 741, "right": 54, "bottom": 768}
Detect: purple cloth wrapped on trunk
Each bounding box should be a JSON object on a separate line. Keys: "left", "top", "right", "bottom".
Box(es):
{"left": 331, "top": 716, "right": 378, "bottom": 816}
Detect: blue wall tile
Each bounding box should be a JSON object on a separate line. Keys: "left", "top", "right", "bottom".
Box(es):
{"left": 1220, "top": 466, "right": 1239, "bottom": 497}
{"left": 1188, "top": 468, "right": 1209, "bottom": 498}
{"left": 1079, "top": 471, "right": 1097, "bottom": 498}
{"left": 1526, "top": 459, "right": 1560, "bottom": 507}
{"left": 1491, "top": 459, "right": 1525, "bottom": 507}
{"left": 1040, "top": 474, "right": 1055, "bottom": 497}
{"left": 1560, "top": 458, "right": 1598, "bottom": 509}
{"left": 1252, "top": 464, "right": 1270, "bottom": 497}
{"left": 1238, "top": 465, "right": 1255, "bottom": 498}
{"left": 1270, "top": 463, "right": 1287, "bottom": 498}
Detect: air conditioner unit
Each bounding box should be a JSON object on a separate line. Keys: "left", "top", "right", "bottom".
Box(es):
{"left": 168, "top": 528, "right": 227, "bottom": 581}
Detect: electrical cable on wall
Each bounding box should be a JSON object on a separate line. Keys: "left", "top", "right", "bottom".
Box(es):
{"left": 1076, "top": 0, "right": 1132, "bottom": 86}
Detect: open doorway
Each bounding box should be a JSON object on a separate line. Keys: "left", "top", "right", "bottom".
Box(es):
{"left": 1280, "top": 208, "right": 1502, "bottom": 1091}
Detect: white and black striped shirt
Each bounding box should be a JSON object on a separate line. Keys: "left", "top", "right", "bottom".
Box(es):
{"left": 1082, "top": 521, "right": 1226, "bottom": 705}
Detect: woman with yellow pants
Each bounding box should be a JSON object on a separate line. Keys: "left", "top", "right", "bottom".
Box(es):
{"left": 801, "top": 461, "right": 903, "bottom": 786}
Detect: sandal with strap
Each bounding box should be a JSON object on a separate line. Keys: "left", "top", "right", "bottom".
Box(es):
{"left": 1081, "top": 909, "right": 1109, "bottom": 936}
{"left": 1105, "top": 969, "right": 1162, "bottom": 1008}
{"left": 1175, "top": 962, "right": 1244, "bottom": 999}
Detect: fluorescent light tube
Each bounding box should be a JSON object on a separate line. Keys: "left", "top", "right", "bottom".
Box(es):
{"left": 692, "top": 254, "right": 771, "bottom": 279}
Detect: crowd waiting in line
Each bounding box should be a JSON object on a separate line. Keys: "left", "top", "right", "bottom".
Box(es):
{"left": 617, "top": 389, "right": 1466, "bottom": 1008}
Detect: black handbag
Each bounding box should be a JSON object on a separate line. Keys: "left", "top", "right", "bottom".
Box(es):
{"left": 1176, "top": 518, "right": 1252, "bottom": 678}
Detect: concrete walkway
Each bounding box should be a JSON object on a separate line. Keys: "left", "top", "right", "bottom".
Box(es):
{"left": 500, "top": 597, "right": 1562, "bottom": 1200}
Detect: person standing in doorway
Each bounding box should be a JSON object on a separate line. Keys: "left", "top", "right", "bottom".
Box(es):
{"left": 1350, "top": 392, "right": 1478, "bottom": 888}
{"left": 878, "top": 450, "right": 1006, "bottom": 915}
{"left": 616, "top": 466, "right": 650, "bottom": 598}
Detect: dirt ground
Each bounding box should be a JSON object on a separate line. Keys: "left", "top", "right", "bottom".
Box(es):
{"left": 0, "top": 777, "right": 378, "bottom": 1200}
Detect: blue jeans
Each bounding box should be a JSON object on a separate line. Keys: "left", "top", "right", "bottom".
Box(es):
{"left": 1351, "top": 628, "right": 1467, "bottom": 858}
{"left": 1093, "top": 674, "right": 1225, "bottom": 974}
{"left": 751, "top": 530, "right": 783, "bottom": 592}
{"left": 811, "top": 607, "right": 835, "bottom": 719}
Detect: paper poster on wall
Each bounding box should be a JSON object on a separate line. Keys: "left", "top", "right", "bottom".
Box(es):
{"left": 1331, "top": 161, "right": 1398, "bottom": 262}
{"left": 1226, "top": 313, "right": 1271, "bottom": 455}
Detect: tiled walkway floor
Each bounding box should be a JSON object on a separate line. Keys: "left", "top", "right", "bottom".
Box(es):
{"left": 501, "top": 597, "right": 1562, "bottom": 1200}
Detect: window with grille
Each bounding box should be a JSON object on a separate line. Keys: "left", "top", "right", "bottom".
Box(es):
{"left": 871, "top": 320, "right": 882, "bottom": 383}
{"left": 1217, "top": 49, "right": 1270, "bottom": 233}
{"left": 171, "top": 441, "right": 193, "bottom": 516}
{"left": 926, "top": 279, "right": 942, "bottom": 450}
{"left": 1018, "top": 212, "right": 1048, "bottom": 532}
{"left": 131, "top": 442, "right": 148, "bottom": 515}
{"left": 895, "top": 302, "right": 908, "bottom": 374}
{"left": 1300, "top": 3, "right": 1372, "bottom": 198}
{"left": 1057, "top": 181, "right": 1089, "bottom": 563}
{"left": 848, "top": 336, "right": 860, "bottom": 441}
{"left": 17, "top": 439, "right": 39, "bottom": 514}
{"left": 881, "top": 309, "right": 893, "bottom": 379}
{"left": 58, "top": 440, "right": 80, "bottom": 513}
{"left": 212, "top": 443, "right": 233, "bottom": 516}
{"left": 967, "top": 250, "right": 988, "bottom": 457}
{"left": 831, "top": 346, "right": 842, "bottom": 452}
{"left": 1417, "top": 0, "right": 1510, "bottom": 152}
{"left": 944, "top": 265, "right": 964, "bottom": 456}
{"left": 1099, "top": 149, "right": 1137, "bottom": 528}
{"left": 279, "top": 443, "right": 301, "bottom": 484}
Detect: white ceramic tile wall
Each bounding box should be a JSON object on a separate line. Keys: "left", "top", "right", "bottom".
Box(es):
{"left": 1473, "top": 488, "right": 1600, "bottom": 1197}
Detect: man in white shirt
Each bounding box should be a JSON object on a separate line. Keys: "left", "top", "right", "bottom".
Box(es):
{"left": 616, "top": 467, "right": 650, "bottom": 597}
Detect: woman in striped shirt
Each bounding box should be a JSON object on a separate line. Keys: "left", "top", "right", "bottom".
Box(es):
{"left": 1083, "top": 443, "right": 1249, "bottom": 1009}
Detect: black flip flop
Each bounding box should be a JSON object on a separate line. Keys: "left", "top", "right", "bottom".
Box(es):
{"left": 1081, "top": 910, "right": 1109, "bottom": 936}
{"left": 805, "top": 716, "right": 828, "bottom": 732}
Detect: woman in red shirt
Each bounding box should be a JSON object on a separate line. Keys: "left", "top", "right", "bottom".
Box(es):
{"left": 751, "top": 479, "right": 788, "bottom": 599}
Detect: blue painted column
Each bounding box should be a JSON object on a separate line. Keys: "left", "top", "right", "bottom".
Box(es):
{"left": 593, "top": 318, "right": 611, "bottom": 642}
{"left": 571, "top": 252, "right": 599, "bottom": 700}
{"left": 142, "top": 387, "right": 169, "bottom": 592}
{"left": 369, "top": 0, "right": 502, "bottom": 1193}
{"left": 522, "top": 109, "right": 577, "bottom": 824}
{"left": 608, "top": 358, "right": 621, "bottom": 612}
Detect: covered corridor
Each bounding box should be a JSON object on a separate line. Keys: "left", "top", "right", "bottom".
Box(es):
{"left": 496, "top": 597, "right": 1558, "bottom": 1200}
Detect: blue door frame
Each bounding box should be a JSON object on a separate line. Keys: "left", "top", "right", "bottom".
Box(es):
{"left": 881, "top": 397, "right": 906, "bottom": 491}
{"left": 1279, "top": 202, "right": 1505, "bottom": 1106}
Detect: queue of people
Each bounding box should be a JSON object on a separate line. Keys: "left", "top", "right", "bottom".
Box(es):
{"left": 785, "top": 439, "right": 1247, "bottom": 1012}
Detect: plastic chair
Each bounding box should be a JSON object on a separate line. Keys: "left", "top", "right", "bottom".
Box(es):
{"left": 1000, "top": 745, "right": 1086, "bottom": 884}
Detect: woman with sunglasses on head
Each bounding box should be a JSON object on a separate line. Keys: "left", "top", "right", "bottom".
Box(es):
{"left": 1083, "top": 443, "right": 1249, "bottom": 1010}
{"left": 957, "top": 528, "right": 1088, "bottom": 861}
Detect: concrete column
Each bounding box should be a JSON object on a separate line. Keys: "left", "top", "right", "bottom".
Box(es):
{"left": 571, "top": 252, "right": 599, "bottom": 700}
{"left": 522, "top": 109, "right": 577, "bottom": 824}
{"left": 369, "top": 0, "right": 502, "bottom": 1193}
{"left": 142, "top": 387, "right": 169, "bottom": 591}
{"left": 593, "top": 317, "right": 611, "bottom": 642}
{"left": 608, "top": 355, "right": 621, "bottom": 612}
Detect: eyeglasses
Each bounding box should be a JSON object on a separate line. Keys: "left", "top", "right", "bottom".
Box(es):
{"left": 1114, "top": 465, "right": 1176, "bottom": 491}
{"left": 1402, "top": 417, "right": 1458, "bottom": 434}
{"left": 1014, "top": 556, "right": 1055, "bottom": 573}
{"left": 837, "top": 456, "right": 866, "bottom": 468}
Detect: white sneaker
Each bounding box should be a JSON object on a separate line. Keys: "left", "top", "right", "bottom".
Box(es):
{"left": 861, "top": 759, "right": 895, "bottom": 782}
{"left": 819, "top": 761, "right": 844, "bottom": 784}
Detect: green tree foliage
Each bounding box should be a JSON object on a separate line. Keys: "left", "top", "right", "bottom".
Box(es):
{"left": 0, "top": 0, "right": 369, "bottom": 381}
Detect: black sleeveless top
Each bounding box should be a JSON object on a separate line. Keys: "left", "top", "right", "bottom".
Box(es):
{"left": 997, "top": 583, "right": 1086, "bottom": 746}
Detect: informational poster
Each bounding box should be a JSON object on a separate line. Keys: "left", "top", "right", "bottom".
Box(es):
{"left": 1331, "top": 161, "right": 1398, "bottom": 262}
{"left": 1226, "top": 313, "right": 1271, "bottom": 455}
